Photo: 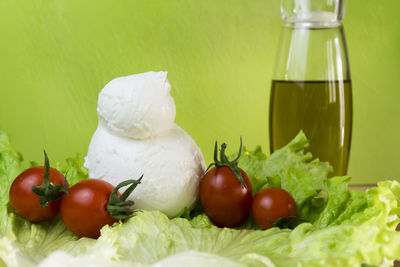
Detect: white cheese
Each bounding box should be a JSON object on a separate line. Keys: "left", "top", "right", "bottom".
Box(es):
{"left": 85, "top": 71, "right": 205, "bottom": 217}
{"left": 97, "top": 71, "right": 176, "bottom": 139}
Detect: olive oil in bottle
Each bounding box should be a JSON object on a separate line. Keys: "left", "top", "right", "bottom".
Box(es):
{"left": 270, "top": 0, "right": 353, "bottom": 176}
{"left": 269, "top": 80, "right": 352, "bottom": 176}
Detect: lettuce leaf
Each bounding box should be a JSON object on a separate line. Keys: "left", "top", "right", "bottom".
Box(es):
{"left": 41, "top": 182, "right": 400, "bottom": 266}
{"left": 56, "top": 155, "right": 88, "bottom": 186}
{"left": 0, "top": 131, "right": 399, "bottom": 267}
{"left": 237, "top": 132, "right": 332, "bottom": 192}
{"left": 0, "top": 131, "right": 89, "bottom": 266}
{"left": 237, "top": 132, "right": 333, "bottom": 224}
{"left": 0, "top": 131, "right": 24, "bottom": 237}
{"left": 56, "top": 180, "right": 400, "bottom": 266}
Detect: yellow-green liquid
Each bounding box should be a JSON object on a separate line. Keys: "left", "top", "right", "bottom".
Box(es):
{"left": 269, "top": 80, "right": 352, "bottom": 176}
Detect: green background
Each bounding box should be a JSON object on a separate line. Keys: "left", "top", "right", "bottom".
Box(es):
{"left": 0, "top": 0, "right": 399, "bottom": 184}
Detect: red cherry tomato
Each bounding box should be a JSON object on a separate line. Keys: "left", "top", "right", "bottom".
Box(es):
{"left": 199, "top": 166, "right": 252, "bottom": 228}
{"left": 9, "top": 166, "right": 67, "bottom": 222}
{"left": 251, "top": 187, "right": 297, "bottom": 230}
{"left": 60, "top": 179, "right": 118, "bottom": 239}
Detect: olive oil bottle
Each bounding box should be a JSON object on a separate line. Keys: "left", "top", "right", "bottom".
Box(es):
{"left": 270, "top": 0, "right": 352, "bottom": 176}
{"left": 270, "top": 80, "right": 352, "bottom": 176}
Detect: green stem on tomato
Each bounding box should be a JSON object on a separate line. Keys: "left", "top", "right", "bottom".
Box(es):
{"left": 271, "top": 216, "right": 308, "bottom": 230}
{"left": 206, "top": 137, "right": 246, "bottom": 188}
{"left": 31, "top": 150, "right": 69, "bottom": 207}
{"left": 107, "top": 175, "right": 143, "bottom": 220}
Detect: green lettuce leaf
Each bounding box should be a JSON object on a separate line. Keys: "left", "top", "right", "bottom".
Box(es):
{"left": 0, "top": 132, "right": 89, "bottom": 266}
{"left": 237, "top": 132, "right": 333, "bottom": 223}
{"left": 42, "top": 180, "right": 400, "bottom": 266}
{"left": 55, "top": 155, "right": 88, "bottom": 186}
{"left": 0, "top": 131, "right": 399, "bottom": 267}
{"left": 238, "top": 132, "right": 332, "bottom": 192}
{"left": 0, "top": 131, "right": 24, "bottom": 237}
{"left": 60, "top": 180, "right": 400, "bottom": 266}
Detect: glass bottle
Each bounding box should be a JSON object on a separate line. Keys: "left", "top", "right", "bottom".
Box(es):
{"left": 269, "top": 0, "right": 352, "bottom": 176}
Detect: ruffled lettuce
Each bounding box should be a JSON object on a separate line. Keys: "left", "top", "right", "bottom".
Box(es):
{"left": 0, "top": 131, "right": 399, "bottom": 267}
{"left": 41, "top": 182, "right": 400, "bottom": 266}
{"left": 236, "top": 132, "right": 333, "bottom": 223}
{"left": 0, "top": 131, "right": 88, "bottom": 266}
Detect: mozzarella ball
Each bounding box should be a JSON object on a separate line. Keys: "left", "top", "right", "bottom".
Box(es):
{"left": 97, "top": 71, "right": 176, "bottom": 139}
{"left": 84, "top": 123, "right": 206, "bottom": 218}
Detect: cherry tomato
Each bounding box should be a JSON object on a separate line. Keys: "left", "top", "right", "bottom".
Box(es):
{"left": 251, "top": 187, "right": 297, "bottom": 230}
{"left": 60, "top": 179, "right": 118, "bottom": 239}
{"left": 9, "top": 166, "right": 67, "bottom": 222}
{"left": 199, "top": 166, "right": 252, "bottom": 228}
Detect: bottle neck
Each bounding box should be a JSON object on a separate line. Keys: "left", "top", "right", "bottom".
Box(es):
{"left": 272, "top": 26, "right": 351, "bottom": 81}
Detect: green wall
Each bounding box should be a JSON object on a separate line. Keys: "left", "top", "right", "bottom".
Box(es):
{"left": 0, "top": 0, "right": 399, "bottom": 184}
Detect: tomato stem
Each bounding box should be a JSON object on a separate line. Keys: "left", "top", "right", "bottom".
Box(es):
{"left": 206, "top": 137, "right": 246, "bottom": 188}
{"left": 31, "top": 150, "right": 69, "bottom": 207}
{"left": 271, "top": 216, "right": 307, "bottom": 229}
{"left": 107, "top": 175, "right": 143, "bottom": 220}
